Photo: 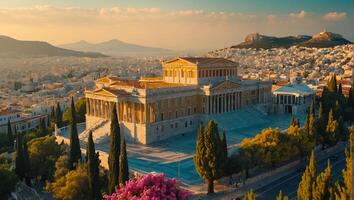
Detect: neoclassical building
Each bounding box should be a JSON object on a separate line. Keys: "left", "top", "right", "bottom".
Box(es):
{"left": 85, "top": 57, "right": 272, "bottom": 144}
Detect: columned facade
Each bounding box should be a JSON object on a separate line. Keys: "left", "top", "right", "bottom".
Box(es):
{"left": 84, "top": 57, "right": 272, "bottom": 144}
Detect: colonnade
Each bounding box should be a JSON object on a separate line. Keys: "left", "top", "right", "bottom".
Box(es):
{"left": 86, "top": 98, "right": 147, "bottom": 124}
{"left": 207, "top": 91, "right": 242, "bottom": 114}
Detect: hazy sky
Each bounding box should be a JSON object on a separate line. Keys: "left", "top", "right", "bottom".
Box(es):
{"left": 0, "top": 0, "right": 353, "bottom": 50}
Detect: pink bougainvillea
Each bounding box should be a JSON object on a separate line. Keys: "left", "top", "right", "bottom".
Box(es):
{"left": 104, "top": 173, "right": 191, "bottom": 200}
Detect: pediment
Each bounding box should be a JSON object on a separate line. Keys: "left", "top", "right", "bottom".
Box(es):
{"left": 211, "top": 80, "right": 241, "bottom": 92}
{"left": 163, "top": 58, "right": 196, "bottom": 67}
{"left": 93, "top": 88, "right": 118, "bottom": 97}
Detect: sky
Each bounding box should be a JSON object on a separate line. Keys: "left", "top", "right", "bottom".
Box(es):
{"left": 0, "top": 0, "right": 353, "bottom": 50}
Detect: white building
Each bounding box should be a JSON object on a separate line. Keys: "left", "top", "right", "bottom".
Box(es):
{"left": 272, "top": 76, "right": 315, "bottom": 115}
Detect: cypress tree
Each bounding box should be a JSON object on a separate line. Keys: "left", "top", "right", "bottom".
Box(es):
{"left": 50, "top": 105, "right": 55, "bottom": 122}
{"left": 119, "top": 139, "right": 129, "bottom": 185}
{"left": 304, "top": 112, "right": 310, "bottom": 136}
{"left": 108, "top": 105, "right": 121, "bottom": 194}
{"left": 7, "top": 120, "right": 14, "bottom": 148}
{"left": 327, "top": 74, "right": 337, "bottom": 93}
{"left": 69, "top": 97, "right": 81, "bottom": 169}
{"left": 335, "top": 130, "right": 353, "bottom": 199}
{"left": 23, "top": 139, "right": 31, "bottom": 186}
{"left": 37, "top": 118, "right": 48, "bottom": 137}
{"left": 220, "top": 131, "right": 228, "bottom": 174}
{"left": 87, "top": 131, "right": 102, "bottom": 200}
{"left": 15, "top": 132, "right": 25, "bottom": 180}
{"left": 243, "top": 190, "right": 256, "bottom": 200}
{"left": 297, "top": 150, "right": 317, "bottom": 200}
{"left": 312, "top": 161, "right": 332, "bottom": 200}
{"left": 55, "top": 102, "right": 63, "bottom": 128}
{"left": 276, "top": 190, "right": 289, "bottom": 200}
{"left": 316, "top": 102, "right": 326, "bottom": 145}
{"left": 338, "top": 83, "right": 343, "bottom": 96}
{"left": 194, "top": 126, "right": 206, "bottom": 184}
{"left": 348, "top": 84, "right": 354, "bottom": 109}
{"left": 325, "top": 109, "right": 339, "bottom": 146}
{"left": 193, "top": 121, "right": 222, "bottom": 194}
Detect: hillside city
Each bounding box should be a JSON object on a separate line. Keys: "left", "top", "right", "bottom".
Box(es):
{"left": 0, "top": 1, "right": 353, "bottom": 200}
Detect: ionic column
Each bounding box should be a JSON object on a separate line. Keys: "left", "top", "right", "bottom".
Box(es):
{"left": 86, "top": 98, "right": 90, "bottom": 115}
{"left": 93, "top": 99, "right": 97, "bottom": 116}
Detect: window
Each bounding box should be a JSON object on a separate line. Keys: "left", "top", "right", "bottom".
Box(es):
{"left": 190, "top": 120, "right": 192, "bottom": 125}
{"left": 169, "top": 111, "right": 172, "bottom": 119}
{"left": 185, "top": 121, "right": 188, "bottom": 128}
{"left": 194, "top": 107, "right": 197, "bottom": 113}
{"left": 160, "top": 113, "right": 164, "bottom": 121}
{"left": 170, "top": 124, "right": 174, "bottom": 128}
{"left": 175, "top": 111, "right": 178, "bottom": 118}
{"left": 188, "top": 108, "right": 191, "bottom": 115}
{"left": 175, "top": 123, "right": 178, "bottom": 128}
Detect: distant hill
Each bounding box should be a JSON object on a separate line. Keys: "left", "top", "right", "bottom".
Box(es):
{"left": 231, "top": 32, "right": 352, "bottom": 49}
{"left": 298, "top": 32, "right": 352, "bottom": 48}
{"left": 59, "top": 39, "right": 172, "bottom": 55}
{"left": 0, "top": 35, "right": 106, "bottom": 58}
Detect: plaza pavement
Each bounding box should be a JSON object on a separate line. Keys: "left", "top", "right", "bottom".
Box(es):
{"left": 59, "top": 107, "right": 305, "bottom": 186}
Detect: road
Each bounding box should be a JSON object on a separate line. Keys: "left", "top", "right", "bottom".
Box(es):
{"left": 255, "top": 151, "right": 346, "bottom": 200}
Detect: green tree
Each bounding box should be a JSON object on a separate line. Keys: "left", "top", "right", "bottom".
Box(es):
{"left": 316, "top": 102, "right": 326, "bottom": 146}
{"left": 331, "top": 129, "right": 353, "bottom": 199}
{"left": 243, "top": 190, "right": 256, "bottom": 200}
{"left": 312, "top": 161, "right": 332, "bottom": 200}
{"left": 28, "top": 136, "right": 61, "bottom": 181}
{"left": 297, "top": 150, "right": 317, "bottom": 200}
{"left": 54, "top": 154, "right": 70, "bottom": 179}
{"left": 69, "top": 97, "right": 82, "bottom": 169}
{"left": 6, "top": 120, "right": 14, "bottom": 148}
{"left": 50, "top": 105, "right": 55, "bottom": 122}
{"left": 0, "top": 164, "right": 18, "bottom": 198}
{"left": 36, "top": 118, "right": 49, "bottom": 137}
{"left": 46, "top": 163, "right": 90, "bottom": 200}
{"left": 287, "top": 125, "right": 312, "bottom": 158}
{"left": 348, "top": 84, "right": 354, "bottom": 109}
{"left": 63, "top": 98, "right": 87, "bottom": 124}
{"left": 119, "top": 139, "right": 129, "bottom": 185}
{"left": 108, "top": 105, "right": 121, "bottom": 194}
{"left": 87, "top": 131, "right": 102, "bottom": 200}
{"left": 276, "top": 190, "right": 289, "bottom": 200}
{"left": 55, "top": 102, "right": 63, "bottom": 128}
{"left": 23, "top": 139, "right": 31, "bottom": 186}
{"left": 193, "top": 121, "right": 222, "bottom": 194}
{"left": 327, "top": 74, "right": 337, "bottom": 93}
{"left": 220, "top": 131, "right": 228, "bottom": 174}
{"left": 15, "top": 132, "right": 25, "bottom": 180}
{"left": 325, "top": 109, "right": 339, "bottom": 146}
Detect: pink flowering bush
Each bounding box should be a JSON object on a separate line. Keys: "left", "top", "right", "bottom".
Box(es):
{"left": 104, "top": 173, "right": 191, "bottom": 200}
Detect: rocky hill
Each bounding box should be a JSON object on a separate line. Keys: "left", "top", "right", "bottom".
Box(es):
{"left": 0, "top": 35, "right": 106, "bottom": 58}
{"left": 231, "top": 32, "right": 352, "bottom": 49}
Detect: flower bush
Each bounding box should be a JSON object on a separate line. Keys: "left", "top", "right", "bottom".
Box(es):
{"left": 104, "top": 173, "right": 190, "bottom": 200}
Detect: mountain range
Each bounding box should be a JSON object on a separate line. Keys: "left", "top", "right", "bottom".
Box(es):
{"left": 0, "top": 35, "right": 105, "bottom": 58}
{"left": 231, "top": 32, "right": 352, "bottom": 49}
{"left": 59, "top": 39, "right": 171, "bottom": 55}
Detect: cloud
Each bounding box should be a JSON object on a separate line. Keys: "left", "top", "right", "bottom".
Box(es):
{"left": 0, "top": 5, "right": 351, "bottom": 49}
{"left": 289, "top": 10, "right": 306, "bottom": 19}
{"left": 322, "top": 12, "right": 347, "bottom": 21}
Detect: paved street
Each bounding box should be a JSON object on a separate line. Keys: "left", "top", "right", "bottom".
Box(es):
{"left": 255, "top": 151, "right": 347, "bottom": 200}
